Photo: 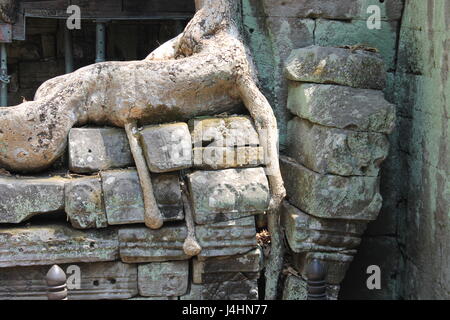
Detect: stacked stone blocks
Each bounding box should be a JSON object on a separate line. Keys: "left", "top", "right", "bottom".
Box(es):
{"left": 0, "top": 115, "right": 267, "bottom": 300}
{"left": 281, "top": 46, "right": 396, "bottom": 300}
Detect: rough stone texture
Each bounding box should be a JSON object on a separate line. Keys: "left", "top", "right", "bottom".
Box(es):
{"left": 140, "top": 123, "right": 192, "bottom": 173}
{"left": 315, "top": 19, "right": 398, "bottom": 70}
{"left": 101, "top": 169, "right": 183, "bottom": 225}
{"left": 68, "top": 128, "right": 133, "bottom": 174}
{"left": 101, "top": 169, "right": 145, "bottom": 225}
{"left": 138, "top": 261, "right": 189, "bottom": 297}
{"left": 193, "top": 248, "right": 262, "bottom": 284}
{"left": 65, "top": 176, "right": 107, "bottom": 229}
{"left": 0, "top": 262, "right": 138, "bottom": 300}
{"left": 282, "top": 201, "right": 366, "bottom": 253}
{"left": 282, "top": 275, "right": 340, "bottom": 300}
{"left": 180, "top": 280, "right": 259, "bottom": 300}
{"left": 189, "top": 116, "right": 260, "bottom": 148}
{"left": 0, "top": 176, "right": 65, "bottom": 224}
{"left": 287, "top": 117, "right": 390, "bottom": 177}
{"left": 340, "top": 237, "right": 400, "bottom": 300}
{"left": 193, "top": 146, "right": 264, "bottom": 170}
{"left": 285, "top": 46, "right": 386, "bottom": 90}
{"left": 188, "top": 168, "right": 270, "bottom": 224}
{"left": 287, "top": 83, "right": 396, "bottom": 134}
{"left": 281, "top": 156, "right": 382, "bottom": 221}
{"left": 195, "top": 217, "right": 258, "bottom": 260}
{"left": 0, "top": 224, "right": 119, "bottom": 267}
{"left": 119, "top": 225, "right": 188, "bottom": 263}
{"left": 294, "top": 252, "right": 354, "bottom": 285}
{"left": 261, "top": 0, "right": 404, "bottom": 21}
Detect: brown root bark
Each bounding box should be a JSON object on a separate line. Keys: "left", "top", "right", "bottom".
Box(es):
{"left": 181, "top": 184, "right": 202, "bottom": 257}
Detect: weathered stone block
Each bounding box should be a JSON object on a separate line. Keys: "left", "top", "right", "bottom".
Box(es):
{"left": 0, "top": 176, "right": 65, "bottom": 224}
{"left": 193, "top": 248, "right": 262, "bottom": 284}
{"left": 138, "top": 261, "right": 189, "bottom": 297}
{"left": 281, "top": 156, "right": 382, "bottom": 221}
{"left": 101, "top": 170, "right": 183, "bottom": 225}
{"left": 287, "top": 117, "right": 390, "bottom": 176}
{"left": 65, "top": 176, "right": 107, "bottom": 229}
{"left": 196, "top": 217, "right": 258, "bottom": 260}
{"left": 282, "top": 201, "right": 366, "bottom": 253}
{"left": 119, "top": 225, "right": 188, "bottom": 263}
{"left": 282, "top": 275, "right": 339, "bottom": 300}
{"left": 0, "top": 224, "right": 119, "bottom": 267}
{"left": 0, "top": 262, "right": 138, "bottom": 300}
{"left": 315, "top": 19, "right": 398, "bottom": 69}
{"left": 140, "top": 123, "right": 192, "bottom": 173}
{"left": 285, "top": 46, "right": 386, "bottom": 90}
{"left": 294, "top": 252, "right": 354, "bottom": 285}
{"left": 188, "top": 168, "right": 270, "bottom": 224}
{"left": 193, "top": 146, "right": 264, "bottom": 170}
{"left": 101, "top": 169, "right": 144, "bottom": 225}
{"left": 68, "top": 128, "right": 133, "bottom": 174}
{"left": 287, "top": 83, "right": 396, "bottom": 134}
{"left": 180, "top": 280, "right": 259, "bottom": 300}
{"left": 189, "top": 116, "right": 260, "bottom": 148}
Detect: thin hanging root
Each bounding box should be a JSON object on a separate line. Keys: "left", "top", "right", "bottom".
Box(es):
{"left": 181, "top": 185, "right": 202, "bottom": 257}
{"left": 125, "top": 121, "right": 164, "bottom": 230}
{"left": 264, "top": 207, "right": 285, "bottom": 300}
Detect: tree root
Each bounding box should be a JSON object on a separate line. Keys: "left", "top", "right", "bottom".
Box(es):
{"left": 181, "top": 183, "right": 202, "bottom": 257}
{"left": 264, "top": 207, "right": 285, "bottom": 300}
{"left": 124, "top": 121, "right": 164, "bottom": 230}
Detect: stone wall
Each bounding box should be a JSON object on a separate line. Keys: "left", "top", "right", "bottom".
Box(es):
{"left": 0, "top": 115, "right": 268, "bottom": 300}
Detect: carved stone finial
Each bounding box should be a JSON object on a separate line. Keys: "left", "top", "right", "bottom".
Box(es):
{"left": 306, "top": 259, "right": 327, "bottom": 300}
{"left": 46, "top": 265, "right": 68, "bottom": 300}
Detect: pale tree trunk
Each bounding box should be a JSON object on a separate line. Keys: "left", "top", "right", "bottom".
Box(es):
{"left": 0, "top": 0, "right": 286, "bottom": 298}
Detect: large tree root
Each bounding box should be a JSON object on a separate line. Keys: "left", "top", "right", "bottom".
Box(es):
{"left": 125, "top": 122, "right": 164, "bottom": 230}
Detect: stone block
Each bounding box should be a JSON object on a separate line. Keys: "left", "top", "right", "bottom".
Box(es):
{"left": 119, "top": 225, "right": 188, "bottom": 263}
{"left": 0, "top": 176, "right": 65, "bottom": 224}
{"left": 193, "top": 146, "right": 264, "bottom": 170}
{"left": 140, "top": 123, "right": 192, "bottom": 173}
{"left": 282, "top": 201, "right": 366, "bottom": 253}
{"left": 189, "top": 116, "right": 260, "bottom": 148}
{"left": 287, "top": 117, "right": 390, "bottom": 176}
{"left": 68, "top": 128, "right": 133, "bottom": 174}
{"left": 196, "top": 217, "right": 258, "bottom": 260}
{"left": 285, "top": 45, "right": 386, "bottom": 90}
{"left": 315, "top": 19, "right": 398, "bottom": 69}
{"left": 282, "top": 275, "right": 340, "bottom": 300}
{"left": 193, "top": 248, "right": 262, "bottom": 284}
{"left": 101, "top": 170, "right": 183, "bottom": 225}
{"left": 65, "top": 176, "right": 107, "bottom": 229}
{"left": 293, "top": 252, "right": 354, "bottom": 285}
{"left": 0, "top": 262, "right": 138, "bottom": 300}
{"left": 0, "top": 224, "right": 119, "bottom": 267}
{"left": 188, "top": 168, "right": 270, "bottom": 224}
{"left": 281, "top": 156, "right": 382, "bottom": 221}
{"left": 287, "top": 83, "right": 396, "bottom": 134}
{"left": 180, "top": 280, "right": 259, "bottom": 300}
{"left": 138, "top": 261, "right": 189, "bottom": 297}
